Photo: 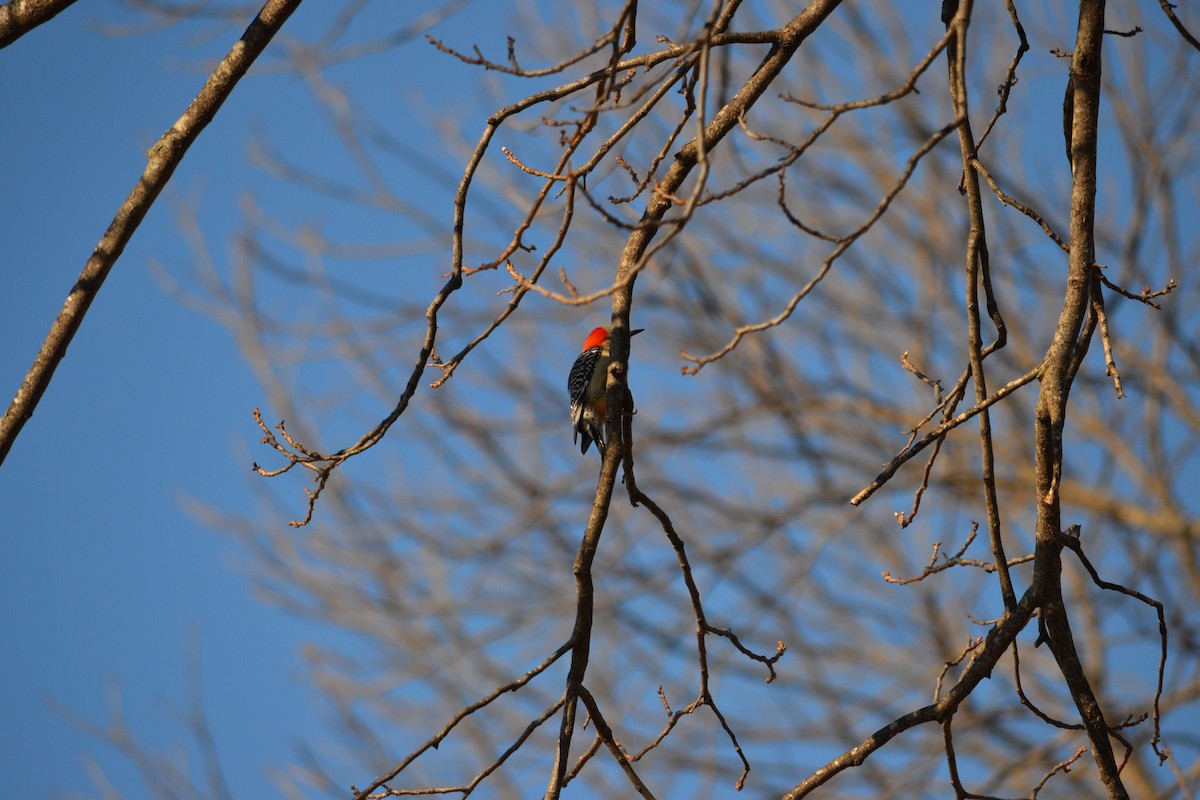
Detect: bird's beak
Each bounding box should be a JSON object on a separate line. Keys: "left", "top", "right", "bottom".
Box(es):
{"left": 631, "top": 328, "right": 644, "bottom": 337}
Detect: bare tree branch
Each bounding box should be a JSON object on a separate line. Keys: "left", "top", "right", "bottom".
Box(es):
{"left": 1030, "top": 1, "right": 1129, "bottom": 794}
{"left": 0, "top": 0, "right": 79, "bottom": 47}
{"left": 0, "top": 0, "right": 302, "bottom": 467}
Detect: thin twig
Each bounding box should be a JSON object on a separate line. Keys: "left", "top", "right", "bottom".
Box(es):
{"left": 974, "top": 0, "right": 1029, "bottom": 152}
{"left": 1090, "top": 272, "right": 1124, "bottom": 398}
{"left": 1061, "top": 526, "right": 1168, "bottom": 762}
{"left": 351, "top": 642, "right": 572, "bottom": 800}
{"left": 1157, "top": 0, "right": 1200, "bottom": 51}
{"left": 1032, "top": 747, "right": 1089, "bottom": 798}
{"left": 576, "top": 686, "right": 658, "bottom": 799}
{"left": 851, "top": 366, "right": 1041, "bottom": 507}
{"left": 681, "top": 116, "right": 964, "bottom": 373}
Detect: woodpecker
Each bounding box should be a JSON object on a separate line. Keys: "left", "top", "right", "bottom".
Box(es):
{"left": 568, "top": 325, "right": 642, "bottom": 456}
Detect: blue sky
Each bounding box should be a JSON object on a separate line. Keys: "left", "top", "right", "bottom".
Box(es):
{"left": 0, "top": 5, "right": 382, "bottom": 797}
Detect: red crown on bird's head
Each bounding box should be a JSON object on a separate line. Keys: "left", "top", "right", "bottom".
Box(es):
{"left": 581, "top": 327, "right": 610, "bottom": 351}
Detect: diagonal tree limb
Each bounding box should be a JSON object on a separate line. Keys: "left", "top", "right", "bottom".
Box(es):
{"left": 0, "top": 0, "right": 78, "bottom": 47}
{"left": 781, "top": 591, "right": 1039, "bottom": 799}
{"left": 850, "top": 365, "right": 1041, "bottom": 506}
{"left": 576, "top": 685, "right": 658, "bottom": 799}
{"left": 0, "top": 0, "right": 303, "bottom": 468}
